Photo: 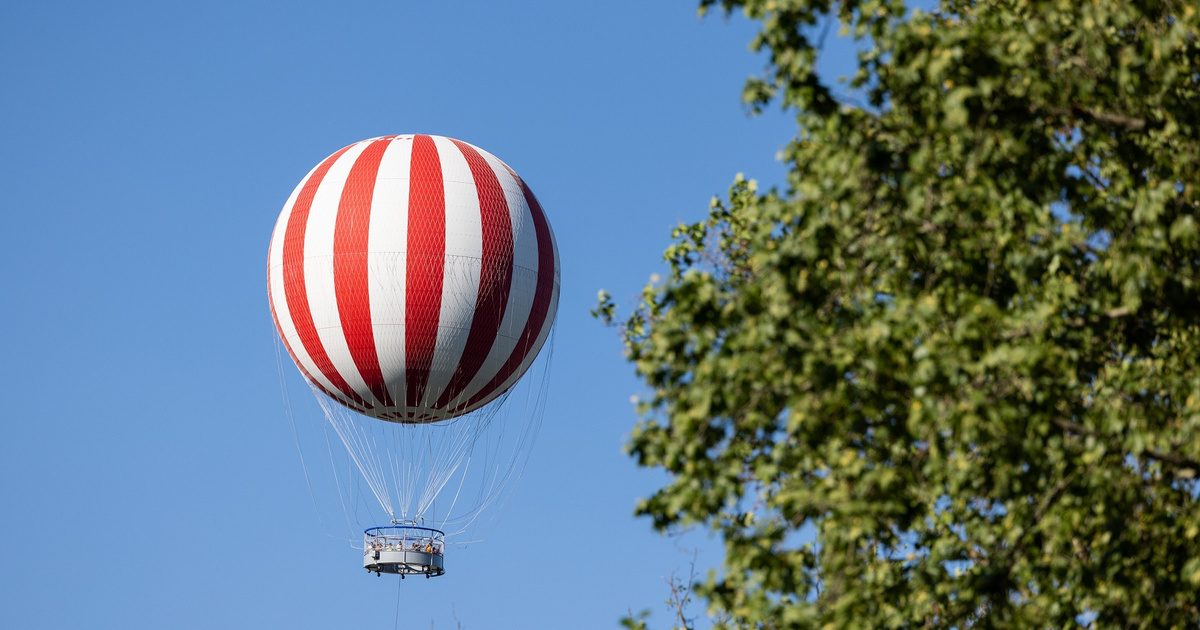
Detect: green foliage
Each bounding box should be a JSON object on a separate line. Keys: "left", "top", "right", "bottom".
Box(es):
{"left": 605, "top": 0, "right": 1200, "bottom": 627}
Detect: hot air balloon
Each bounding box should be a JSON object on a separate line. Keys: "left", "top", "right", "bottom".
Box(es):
{"left": 267, "top": 134, "right": 559, "bottom": 578}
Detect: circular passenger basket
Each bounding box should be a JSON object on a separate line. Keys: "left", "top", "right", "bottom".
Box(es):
{"left": 363, "top": 525, "right": 446, "bottom": 578}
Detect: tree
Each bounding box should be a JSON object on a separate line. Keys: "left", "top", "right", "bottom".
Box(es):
{"left": 598, "top": 0, "right": 1200, "bottom": 626}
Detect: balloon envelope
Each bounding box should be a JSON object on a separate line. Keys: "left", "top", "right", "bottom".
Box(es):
{"left": 268, "top": 135, "right": 560, "bottom": 423}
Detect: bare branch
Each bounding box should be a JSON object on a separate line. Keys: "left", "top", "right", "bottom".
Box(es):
{"left": 665, "top": 550, "right": 701, "bottom": 630}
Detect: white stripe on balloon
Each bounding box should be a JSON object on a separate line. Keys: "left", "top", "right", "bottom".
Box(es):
{"left": 368, "top": 135, "right": 414, "bottom": 411}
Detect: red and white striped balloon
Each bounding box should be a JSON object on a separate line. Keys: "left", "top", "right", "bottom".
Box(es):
{"left": 267, "top": 135, "right": 560, "bottom": 423}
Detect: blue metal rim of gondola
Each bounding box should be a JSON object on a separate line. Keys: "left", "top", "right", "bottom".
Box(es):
{"left": 364, "top": 524, "right": 446, "bottom": 538}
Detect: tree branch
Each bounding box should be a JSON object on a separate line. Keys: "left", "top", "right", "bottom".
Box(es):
{"left": 1038, "top": 104, "right": 1152, "bottom": 130}
{"left": 1072, "top": 106, "right": 1149, "bottom": 130}
{"left": 1053, "top": 417, "right": 1200, "bottom": 477}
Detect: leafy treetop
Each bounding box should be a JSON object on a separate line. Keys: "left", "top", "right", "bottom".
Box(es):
{"left": 601, "top": 0, "right": 1200, "bottom": 627}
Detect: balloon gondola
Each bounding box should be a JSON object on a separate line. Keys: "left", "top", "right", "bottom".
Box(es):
{"left": 363, "top": 524, "right": 445, "bottom": 578}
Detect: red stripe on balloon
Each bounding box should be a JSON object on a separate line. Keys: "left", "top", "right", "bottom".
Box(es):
{"left": 333, "top": 137, "right": 394, "bottom": 408}
{"left": 404, "top": 135, "right": 446, "bottom": 407}
{"left": 435, "top": 140, "right": 515, "bottom": 411}
{"left": 268, "top": 248, "right": 368, "bottom": 413}
{"left": 466, "top": 171, "right": 555, "bottom": 409}
{"left": 281, "top": 143, "right": 366, "bottom": 407}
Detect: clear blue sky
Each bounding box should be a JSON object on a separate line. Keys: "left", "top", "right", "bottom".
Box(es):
{"left": 0, "top": 2, "right": 860, "bottom": 627}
